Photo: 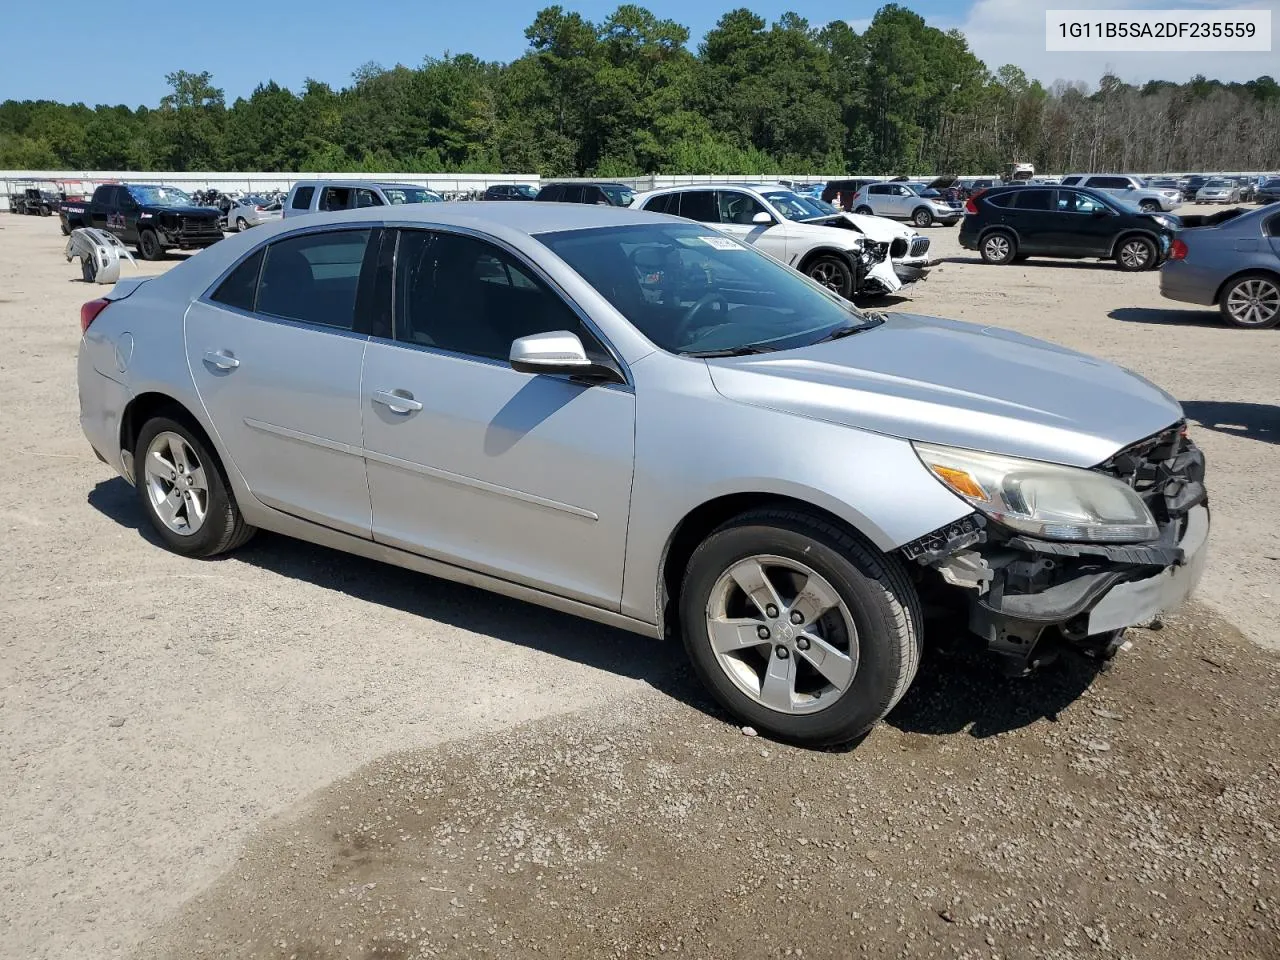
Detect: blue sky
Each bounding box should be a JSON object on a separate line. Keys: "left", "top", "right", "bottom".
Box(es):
{"left": 2, "top": 0, "right": 1276, "bottom": 106}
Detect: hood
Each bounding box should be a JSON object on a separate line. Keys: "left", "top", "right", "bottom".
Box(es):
{"left": 144, "top": 204, "right": 220, "bottom": 218}
{"left": 706, "top": 312, "right": 1182, "bottom": 467}
{"left": 833, "top": 212, "right": 913, "bottom": 243}
{"left": 787, "top": 221, "right": 863, "bottom": 250}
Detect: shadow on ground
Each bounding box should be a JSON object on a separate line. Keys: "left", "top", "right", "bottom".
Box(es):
{"left": 89, "top": 476, "right": 1099, "bottom": 745}
{"left": 1109, "top": 306, "right": 1217, "bottom": 326}
{"left": 1182, "top": 400, "right": 1279, "bottom": 445}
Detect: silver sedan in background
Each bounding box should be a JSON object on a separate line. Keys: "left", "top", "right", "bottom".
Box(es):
{"left": 1161, "top": 203, "right": 1280, "bottom": 328}
{"left": 77, "top": 203, "right": 1208, "bottom": 745}
{"left": 1196, "top": 179, "right": 1242, "bottom": 204}
{"left": 226, "top": 195, "right": 284, "bottom": 231}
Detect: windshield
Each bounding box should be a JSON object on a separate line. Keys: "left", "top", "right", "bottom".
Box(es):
{"left": 128, "top": 185, "right": 192, "bottom": 207}
{"left": 1203, "top": 180, "right": 1230, "bottom": 188}
{"left": 760, "top": 190, "right": 829, "bottom": 221}
{"left": 382, "top": 187, "right": 441, "bottom": 204}
{"left": 1148, "top": 180, "right": 1177, "bottom": 189}
{"left": 537, "top": 223, "right": 878, "bottom": 356}
{"left": 601, "top": 185, "right": 636, "bottom": 206}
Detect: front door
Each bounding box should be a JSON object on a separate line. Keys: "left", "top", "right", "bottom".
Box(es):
{"left": 1048, "top": 190, "right": 1116, "bottom": 257}
{"left": 184, "top": 227, "right": 377, "bottom": 536}
{"left": 714, "top": 190, "right": 789, "bottom": 261}
{"left": 360, "top": 228, "right": 636, "bottom": 608}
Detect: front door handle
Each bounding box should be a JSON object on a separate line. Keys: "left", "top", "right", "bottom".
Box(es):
{"left": 372, "top": 389, "right": 423, "bottom": 414}
{"left": 203, "top": 350, "right": 240, "bottom": 370}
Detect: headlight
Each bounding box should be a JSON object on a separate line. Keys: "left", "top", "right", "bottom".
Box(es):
{"left": 1152, "top": 215, "right": 1174, "bottom": 229}
{"left": 913, "top": 442, "right": 1158, "bottom": 543}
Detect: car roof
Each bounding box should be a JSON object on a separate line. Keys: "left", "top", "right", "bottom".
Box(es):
{"left": 542, "top": 181, "right": 633, "bottom": 188}
{"left": 274, "top": 199, "right": 668, "bottom": 235}
{"left": 289, "top": 180, "right": 430, "bottom": 190}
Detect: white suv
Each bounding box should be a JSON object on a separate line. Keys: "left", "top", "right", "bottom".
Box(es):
{"left": 631, "top": 184, "right": 899, "bottom": 298}
{"left": 850, "top": 181, "right": 962, "bottom": 227}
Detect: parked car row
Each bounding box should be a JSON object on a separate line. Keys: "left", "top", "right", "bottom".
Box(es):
{"left": 76, "top": 200, "right": 1211, "bottom": 747}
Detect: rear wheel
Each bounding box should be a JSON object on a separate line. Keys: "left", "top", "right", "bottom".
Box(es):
{"left": 912, "top": 207, "right": 934, "bottom": 228}
{"left": 1219, "top": 273, "right": 1280, "bottom": 329}
{"left": 137, "top": 228, "right": 163, "bottom": 261}
{"left": 980, "top": 230, "right": 1016, "bottom": 264}
{"left": 235, "top": 217, "right": 248, "bottom": 232}
{"left": 1116, "top": 235, "right": 1156, "bottom": 271}
{"left": 134, "top": 416, "right": 256, "bottom": 557}
{"left": 854, "top": 205, "right": 873, "bottom": 216}
{"left": 804, "top": 255, "right": 855, "bottom": 298}
{"left": 679, "top": 508, "right": 922, "bottom": 746}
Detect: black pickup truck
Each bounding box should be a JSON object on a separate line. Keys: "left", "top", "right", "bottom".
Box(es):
{"left": 60, "top": 183, "right": 223, "bottom": 260}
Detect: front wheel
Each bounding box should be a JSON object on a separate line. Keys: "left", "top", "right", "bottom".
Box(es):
{"left": 137, "top": 228, "right": 163, "bottom": 261}
{"left": 134, "top": 416, "right": 256, "bottom": 557}
{"left": 235, "top": 217, "right": 248, "bottom": 232}
{"left": 1139, "top": 200, "right": 1159, "bottom": 213}
{"left": 679, "top": 508, "right": 922, "bottom": 746}
{"left": 804, "top": 255, "right": 854, "bottom": 298}
{"left": 1116, "top": 236, "right": 1156, "bottom": 271}
{"left": 1219, "top": 273, "right": 1280, "bottom": 329}
{"left": 912, "top": 207, "right": 934, "bottom": 228}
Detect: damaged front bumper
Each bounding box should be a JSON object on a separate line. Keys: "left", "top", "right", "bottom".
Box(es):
{"left": 904, "top": 424, "right": 1209, "bottom": 673}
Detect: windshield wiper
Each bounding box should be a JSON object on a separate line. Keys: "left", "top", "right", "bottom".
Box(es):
{"left": 686, "top": 344, "right": 775, "bottom": 358}
{"left": 810, "top": 319, "right": 881, "bottom": 345}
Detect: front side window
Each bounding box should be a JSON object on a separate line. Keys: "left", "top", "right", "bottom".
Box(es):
{"left": 319, "top": 187, "right": 351, "bottom": 211}
{"left": 394, "top": 231, "right": 604, "bottom": 363}
{"left": 759, "top": 191, "right": 821, "bottom": 222}
{"left": 354, "top": 188, "right": 384, "bottom": 208}
{"left": 717, "top": 191, "right": 768, "bottom": 224}
{"left": 537, "top": 223, "right": 878, "bottom": 357}
{"left": 1057, "top": 191, "right": 1108, "bottom": 214}
{"left": 256, "top": 229, "right": 371, "bottom": 330}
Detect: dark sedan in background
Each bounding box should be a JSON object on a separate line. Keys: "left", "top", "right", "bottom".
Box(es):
{"left": 1257, "top": 179, "right": 1280, "bottom": 205}
{"left": 1161, "top": 204, "right": 1280, "bottom": 328}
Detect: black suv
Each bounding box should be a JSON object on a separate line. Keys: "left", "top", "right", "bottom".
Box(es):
{"left": 482, "top": 184, "right": 538, "bottom": 201}
{"left": 534, "top": 182, "right": 636, "bottom": 206}
{"left": 959, "top": 185, "right": 1176, "bottom": 272}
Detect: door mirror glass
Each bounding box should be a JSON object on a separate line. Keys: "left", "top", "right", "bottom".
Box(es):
{"left": 1092, "top": 206, "right": 1110, "bottom": 217}
{"left": 509, "top": 331, "right": 621, "bottom": 383}
{"left": 752, "top": 211, "right": 773, "bottom": 225}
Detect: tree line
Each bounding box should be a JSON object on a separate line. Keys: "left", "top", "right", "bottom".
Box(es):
{"left": 2, "top": 3, "right": 1277, "bottom": 177}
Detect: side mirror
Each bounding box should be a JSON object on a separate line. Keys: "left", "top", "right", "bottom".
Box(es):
{"left": 509, "top": 331, "right": 623, "bottom": 384}
{"left": 1092, "top": 207, "right": 1110, "bottom": 217}
{"left": 751, "top": 211, "right": 774, "bottom": 225}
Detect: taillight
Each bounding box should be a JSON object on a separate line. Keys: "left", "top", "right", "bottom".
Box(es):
{"left": 964, "top": 197, "right": 978, "bottom": 214}
{"left": 80, "top": 298, "right": 110, "bottom": 333}
{"left": 1169, "top": 238, "right": 1188, "bottom": 261}
{"left": 255, "top": 205, "right": 264, "bottom": 211}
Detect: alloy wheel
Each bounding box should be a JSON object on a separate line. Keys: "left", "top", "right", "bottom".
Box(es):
{"left": 808, "top": 260, "right": 845, "bottom": 292}
{"left": 143, "top": 431, "right": 209, "bottom": 535}
{"left": 1226, "top": 278, "right": 1280, "bottom": 326}
{"left": 984, "top": 235, "right": 1010, "bottom": 262}
{"left": 704, "top": 555, "right": 858, "bottom": 715}
{"left": 1119, "top": 239, "right": 1151, "bottom": 269}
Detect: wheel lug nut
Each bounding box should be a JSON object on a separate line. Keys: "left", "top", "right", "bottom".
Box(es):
{"left": 790, "top": 611, "right": 803, "bottom": 624}
{"left": 765, "top": 604, "right": 778, "bottom": 618}
{"left": 757, "top": 626, "right": 770, "bottom": 640}
{"left": 796, "top": 637, "right": 810, "bottom": 651}
{"left": 775, "top": 646, "right": 789, "bottom": 659}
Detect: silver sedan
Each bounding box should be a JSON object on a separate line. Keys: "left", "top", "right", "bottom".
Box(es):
{"left": 1161, "top": 203, "right": 1280, "bottom": 328}
{"left": 77, "top": 203, "right": 1208, "bottom": 745}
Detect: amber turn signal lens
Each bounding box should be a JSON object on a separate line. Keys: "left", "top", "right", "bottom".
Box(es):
{"left": 931, "top": 465, "right": 989, "bottom": 501}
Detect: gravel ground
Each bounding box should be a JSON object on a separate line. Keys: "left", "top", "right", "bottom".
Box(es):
{"left": 0, "top": 208, "right": 1277, "bottom": 960}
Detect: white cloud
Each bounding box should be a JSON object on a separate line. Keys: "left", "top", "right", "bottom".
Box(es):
{"left": 955, "top": 0, "right": 1279, "bottom": 88}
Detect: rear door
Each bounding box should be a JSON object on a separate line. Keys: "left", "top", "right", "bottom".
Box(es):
{"left": 1003, "top": 188, "right": 1057, "bottom": 253}
{"left": 359, "top": 228, "right": 635, "bottom": 607}
{"left": 865, "top": 184, "right": 892, "bottom": 217}
{"left": 184, "top": 226, "right": 378, "bottom": 536}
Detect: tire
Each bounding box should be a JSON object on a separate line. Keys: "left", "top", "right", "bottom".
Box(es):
{"left": 1115, "top": 235, "right": 1156, "bottom": 272}
{"left": 1139, "top": 200, "right": 1160, "bottom": 213}
{"left": 804, "top": 255, "right": 855, "bottom": 299}
{"left": 912, "top": 207, "right": 934, "bottom": 228}
{"left": 133, "top": 416, "right": 256, "bottom": 558}
{"left": 60, "top": 221, "right": 70, "bottom": 236}
{"left": 979, "top": 230, "right": 1016, "bottom": 264}
{"left": 679, "top": 508, "right": 922, "bottom": 747}
{"left": 854, "top": 206, "right": 873, "bottom": 216}
{"left": 137, "top": 228, "right": 163, "bottom": 261}
{"left": 1219, "top": 273, "right": 1280, "bottom": 329}
{"left": 235, "top": 217, "right": 248, "bottom": 232}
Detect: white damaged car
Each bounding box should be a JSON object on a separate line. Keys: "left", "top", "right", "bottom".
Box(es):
{"left": 631, "top": 184, "right": 921, "bottom": 298}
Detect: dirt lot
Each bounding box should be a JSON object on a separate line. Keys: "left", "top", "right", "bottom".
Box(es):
{"left": 0, "top": 209, "right": 1277, "bottom": 960}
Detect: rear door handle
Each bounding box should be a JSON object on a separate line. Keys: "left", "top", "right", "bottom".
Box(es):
{"left": 373, "top": 389, "right": 423, "bottom": 414}
{"left": 203, "top": 350, "right": 240, "bottom": 370}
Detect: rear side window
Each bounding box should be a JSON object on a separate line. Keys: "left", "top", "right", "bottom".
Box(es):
{"left": 562, "top": 185, "right": 585, "bottom": 204}
{"left": 209, "top": 248, "right": 265, "bottom": 312}
{"left": 644, "top": 194, "right": 676, "bottom": 215}
{"left": 677, "top": 191, "right": 718, "bottom": 222}
{"left": 291, "top": 186, "right": 315, "bottom": 210}
{"left": 1265, "top": 214, "right": 1280, "bottom": 239}
{"left": 538, "top": 185, "right": 563, "bottom": 201}
{"left": 1013, "top": 189, "right": 1054, "bottom": 211}
{"left": 869, "top": 184, "right": 889, "bottom": 195}
{"left": 256, "top": 229, "right": 372, "bottom": 330}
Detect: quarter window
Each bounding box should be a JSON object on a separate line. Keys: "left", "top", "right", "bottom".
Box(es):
{"left": 1264, "top": 214, "right": 1280, "bottom": 239}
{"left": 985, "top": 191, "right": 1017, "bottom": 208}
{"left": 643, "top": 193, "right": 676, "bottom": 215}
{"left": 209, "top": 248, "right": 264, "bottom": 312}
{"left": 394, "top": 231, "right": 605, "bottom": 364}
{"left": 256, "top": 229, "right": 372, "bottom": 330}
{"left": 291, "top": 186, "right": 315, "bottom": 210}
